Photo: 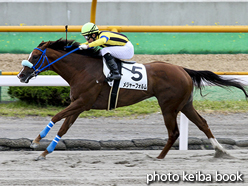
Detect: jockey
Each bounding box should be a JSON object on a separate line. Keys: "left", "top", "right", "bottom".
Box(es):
{"left": 79, "top": 22, "right": 134, "bottom": 81}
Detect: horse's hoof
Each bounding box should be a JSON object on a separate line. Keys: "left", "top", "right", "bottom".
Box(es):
{"left": 214, "top": 148, "right": 234, "bottom": 159}
{"left": 30, "top": 141, "right": 40, "bottom": 149}
{"left": 156, "top": 155, "right": 164, "bottom": 159}
{"left": 35, "top": 155, "right": 46, "bottom": 161}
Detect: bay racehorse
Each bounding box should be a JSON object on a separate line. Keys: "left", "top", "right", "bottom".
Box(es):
{"left": 18, "top": 39, "right": 248, "bottom": 160}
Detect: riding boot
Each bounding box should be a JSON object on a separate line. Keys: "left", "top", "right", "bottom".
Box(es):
{"left": 103, "top": 53, "right": 121, "bottom": 81}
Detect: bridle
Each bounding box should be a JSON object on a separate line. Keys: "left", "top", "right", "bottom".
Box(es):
{"left": 22, "top": 47, "right": 80, "bottom": 77}
{"left": 32, "top": 48, "right": 50, "bottom": 76}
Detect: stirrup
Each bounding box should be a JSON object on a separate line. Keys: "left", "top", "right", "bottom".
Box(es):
{"left": 106, "top": 73, "right": 121, "bottom": 81}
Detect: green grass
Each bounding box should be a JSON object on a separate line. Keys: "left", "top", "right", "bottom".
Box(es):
{"left": 0, "top": 99, "right": 161, "bottom": 118}
{"left": 193, "top": 100, "right": 248, "bottom": 113}
{"left": 0, "top": 99, "right": 248, "bottom": 118}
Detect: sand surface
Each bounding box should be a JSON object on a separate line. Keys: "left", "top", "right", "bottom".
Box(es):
{"left": 1, "top": 112, "right": 248, "bottom": 141}
{"left": 0, "top": 150, "right": 247, "bottom": 186}
{"left": 1, "top": 112, "right": 248, "bottom": 186}
{"left": 1, "top": 53, "right": 248, "bottom": 72}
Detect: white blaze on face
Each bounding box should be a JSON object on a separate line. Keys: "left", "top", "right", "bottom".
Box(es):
{"left": 28, "top": 52, "right": 33, "bottom": 60}
{"left": 17, "top": 67, "right": 25, "bottom": 78}
{"left": 17, "top": 52, "right": 33, "bottom": 78}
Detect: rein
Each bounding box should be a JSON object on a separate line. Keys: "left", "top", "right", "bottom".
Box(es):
{"left": 22, "top": 47, "right": 80, "bottom": 76}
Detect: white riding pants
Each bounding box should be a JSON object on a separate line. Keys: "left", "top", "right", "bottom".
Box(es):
{"left": 100, "top": 41, "right": 134, "bottom": 60}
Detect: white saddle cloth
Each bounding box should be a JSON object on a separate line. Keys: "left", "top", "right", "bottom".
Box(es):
{"left": 103, "top": 59, "right": 148, "bottom": 91}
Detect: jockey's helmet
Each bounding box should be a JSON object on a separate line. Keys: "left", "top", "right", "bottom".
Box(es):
{"left": 81, "top": 22, "right": 99, "bottom": 36}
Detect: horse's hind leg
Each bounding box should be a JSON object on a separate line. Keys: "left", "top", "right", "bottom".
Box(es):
{"left": 181, "top": 100, "right": 228, "bottom": 156}
{"left": 157, "top": 111, "right": 179, "bottom": 159}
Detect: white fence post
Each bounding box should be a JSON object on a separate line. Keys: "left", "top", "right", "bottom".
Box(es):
{"left": 179, "top": 113, "right": 189, "bottom": 150}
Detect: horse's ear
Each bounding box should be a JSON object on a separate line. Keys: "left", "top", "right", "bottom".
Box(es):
{"left": 41, "top": 41, "right": 51, "bottom": 49}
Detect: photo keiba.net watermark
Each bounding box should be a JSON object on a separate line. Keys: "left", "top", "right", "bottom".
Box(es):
{"left": 146, "top": 171, "right": 244, "bottom": 185}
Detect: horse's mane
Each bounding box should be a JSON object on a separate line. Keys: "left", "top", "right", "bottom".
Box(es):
{"left": 37, "top": 38, "right": 100, "bottom": 57}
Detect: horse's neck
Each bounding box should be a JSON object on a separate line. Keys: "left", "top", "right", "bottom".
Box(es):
{"left": 49, "top": 51, "right": 102, "bottom": 84}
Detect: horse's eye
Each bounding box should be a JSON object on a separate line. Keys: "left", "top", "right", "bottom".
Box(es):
{"left": 33, "top": 55, "right": 39, "bottom": 60}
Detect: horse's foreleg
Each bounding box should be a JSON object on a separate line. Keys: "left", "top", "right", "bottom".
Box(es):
{"left": 30, "top": 98, "right": 85, "bottom": 150}
{"left": 157, "top": 112, "right": 179, "bottom": 159}
{"left": 30, "top": 121, "right": 55, "bottom": 149}
{"left": 32, "top": 98, "right": 88, "bottom": 160}
{"left": 36, "top": 113, "right": 80, "bottom": 160}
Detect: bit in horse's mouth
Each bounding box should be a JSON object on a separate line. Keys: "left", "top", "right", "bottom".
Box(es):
{"left": 21, "top": 79, "right": 28, "bottom": 83}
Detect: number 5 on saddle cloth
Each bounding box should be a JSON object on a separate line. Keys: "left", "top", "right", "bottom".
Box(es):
{"left": 103, "top": 58, "right": 148, "bottom": 110}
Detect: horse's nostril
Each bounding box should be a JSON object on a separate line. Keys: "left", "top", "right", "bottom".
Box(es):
{"left": 19, "top": 74, "right": 25, "bottom": 78}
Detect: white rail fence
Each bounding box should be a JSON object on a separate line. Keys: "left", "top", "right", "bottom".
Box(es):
{"left": 0, "top": 75, "right": 68, "bottom": 86}
{"left": 1, "top": 75, "right": 248, "bottom": 150}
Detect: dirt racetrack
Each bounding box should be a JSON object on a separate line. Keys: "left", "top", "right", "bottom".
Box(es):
{"left": 1, "top": 53, "right": 248, "bottom": 72}
{"left": 0, "top": 150, "right": 247, "bottom": 186}
{"left": 1, "top": 112, "right": 248, "bottom": 186}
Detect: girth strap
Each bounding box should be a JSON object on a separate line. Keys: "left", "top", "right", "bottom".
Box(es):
{"left": 107, "top": 61, "right": 122, "bottom": 110}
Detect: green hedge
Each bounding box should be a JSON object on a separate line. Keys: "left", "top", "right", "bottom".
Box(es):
{"left": 8, "top": 71, "right": 71, "bottom": 106}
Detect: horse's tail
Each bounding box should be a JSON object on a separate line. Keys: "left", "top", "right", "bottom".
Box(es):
{"left": 183, "top": 68, "right": 248, "bottom": 98}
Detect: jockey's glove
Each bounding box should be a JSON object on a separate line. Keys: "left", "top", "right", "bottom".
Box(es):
{"left": 79, "top": 44, "right": 88, "bottom": 50}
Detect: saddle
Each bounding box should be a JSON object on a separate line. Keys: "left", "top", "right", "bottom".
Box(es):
{"left": 115, "top": 58, "right": 136, "bottom": 65}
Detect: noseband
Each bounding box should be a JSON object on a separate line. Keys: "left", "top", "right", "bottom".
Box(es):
{"left": 22, "top": 47, "right": 80, "bottom": 76}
